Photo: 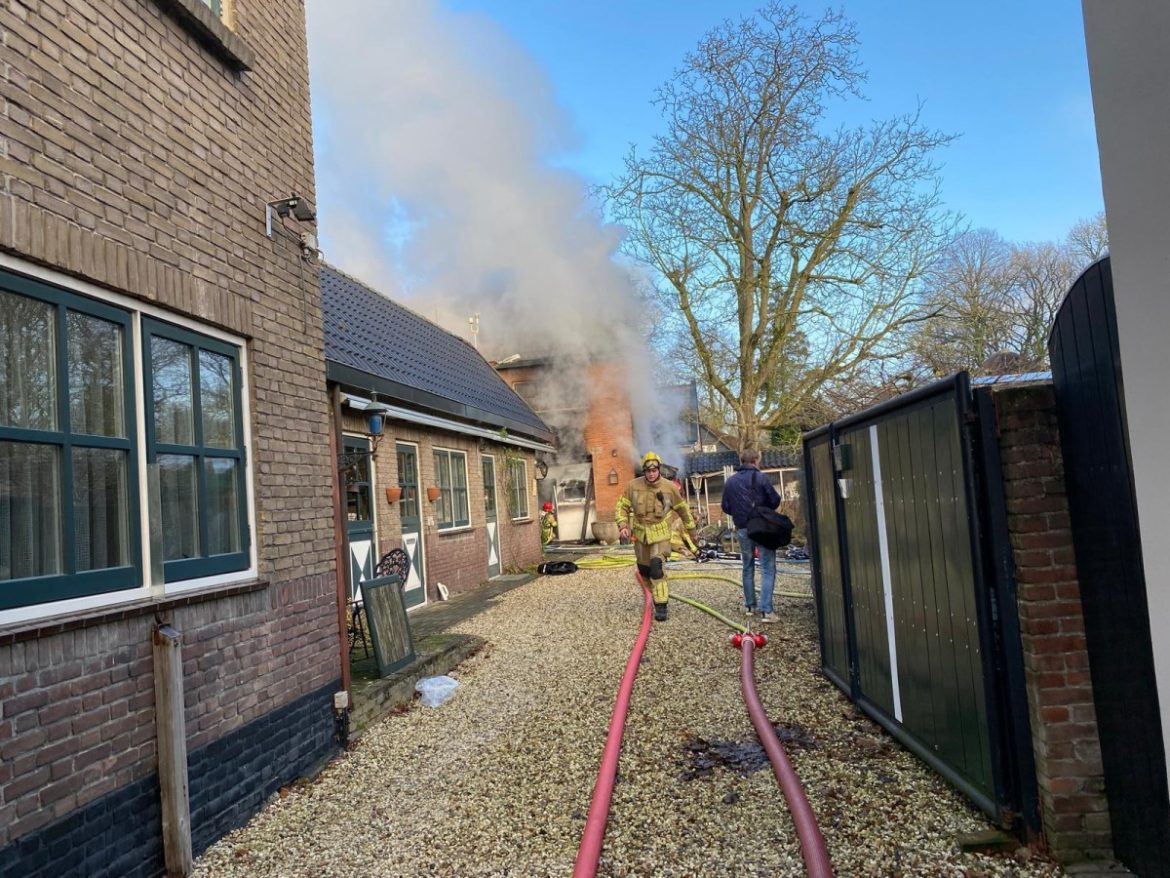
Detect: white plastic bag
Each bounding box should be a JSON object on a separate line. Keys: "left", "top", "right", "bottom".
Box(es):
{"left": 414, "top": 675, "right": 459, "bottom": 708}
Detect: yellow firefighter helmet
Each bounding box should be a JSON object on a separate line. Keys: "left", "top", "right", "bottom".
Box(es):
{"left": 641, "top": 451, "right": 662, "bottom": 471}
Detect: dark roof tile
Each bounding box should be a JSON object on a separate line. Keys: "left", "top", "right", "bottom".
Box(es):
{"left": 321, "top": 265, "right": 552, "bottom": 441}
{"left": 685, "top": 448, "right": 801, "bottom": 475}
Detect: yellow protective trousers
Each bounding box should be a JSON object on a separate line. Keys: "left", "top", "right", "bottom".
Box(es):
{"left": 635, "top": 538, "right": 672, "bottom": 605}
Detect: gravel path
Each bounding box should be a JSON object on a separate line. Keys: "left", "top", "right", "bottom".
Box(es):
{"left": 193, "top": 563, "right": 1067, "bottom": 878}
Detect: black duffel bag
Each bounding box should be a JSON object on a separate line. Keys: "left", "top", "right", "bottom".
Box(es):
{"left": 538, "top": 560, "right": 578, "bottom": 575}
{"left": 743, "top": 470, "right": 794, "bottom": 550}
{"left": 745, "top": 506, "right": 794, "bottom": 550}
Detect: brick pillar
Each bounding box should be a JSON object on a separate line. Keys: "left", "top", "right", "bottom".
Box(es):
{"left": 584, "top": 362, "right": 636, "bottom": 523}
{"left": 992, "top": 385, "right": 1113, "bottom": 861}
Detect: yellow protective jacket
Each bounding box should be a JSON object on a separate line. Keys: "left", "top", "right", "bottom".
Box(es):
{"left": 615, "top": 476, "right": 695, "bottom": 545}
{"left": 540, "top": 512, "right": 558, "bottom": 545}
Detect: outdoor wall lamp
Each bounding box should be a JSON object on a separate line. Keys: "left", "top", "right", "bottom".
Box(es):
{"left": 338, "top": 391, "right": 393, "bottom": 485}
{"left": 363, "top": 392, "right": 392, "bottom": 459}
{"left": 534, "top": 458, "right": 549, "bottom": 481}
{"left": 608, "top": 467, "right": 619, "bottom": 485}
{"left": 265, "top": 193, "right": 316, "bottom": 237}
{"left": 364, "top": 392, "right": 391, "bottom": 435}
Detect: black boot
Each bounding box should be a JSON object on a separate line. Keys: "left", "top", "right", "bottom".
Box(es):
{"left": 653, "top": 602, "right": 668, "bottom": 621}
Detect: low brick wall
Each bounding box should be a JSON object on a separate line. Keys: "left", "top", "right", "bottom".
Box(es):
{"left": 0, "top": 572, "right": 340, "bottom": 875}
{"left": 992, "top": 385, "right": 1113, "bottom": 861}
{"left": 0, "top": 680, "right": 337, "bottom": 878}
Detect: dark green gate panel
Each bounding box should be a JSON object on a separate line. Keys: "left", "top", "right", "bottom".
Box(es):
{"left": 1049, "top": 257, "right": 1170, "bottom": 874}
{"left": 839, "top": 426, "right": 894, "bottom": 715}
{"left": 806, "top": 435, "right": 848, "bottom": 683}
{"left": 875, "top": 398, "right": 992, "bottom": 800}
{"left": 804, "top": 376, "right": 1007, "bottom": 821}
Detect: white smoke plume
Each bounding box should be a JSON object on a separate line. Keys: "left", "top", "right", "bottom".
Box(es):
{"left": 306, "top": 0, "right": 694, "bottom": 462}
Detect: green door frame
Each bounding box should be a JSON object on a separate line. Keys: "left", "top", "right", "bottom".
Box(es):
{"left": 483, "top": 455, "right": 501, "bottom": 578}
{"left": 396, "top": 441, "right": 426, "bottom": 609}
{"left": 344, "top": 436, "right": 375, "bottom": 602}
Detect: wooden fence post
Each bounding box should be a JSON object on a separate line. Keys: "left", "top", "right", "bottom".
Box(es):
{"left": 153, "top": 623, "right": 193, "bottom": 876}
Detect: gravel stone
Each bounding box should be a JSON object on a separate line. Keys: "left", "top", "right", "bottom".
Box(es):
{"left": 193, "top": 563, "right": 1068, "bottom": 877}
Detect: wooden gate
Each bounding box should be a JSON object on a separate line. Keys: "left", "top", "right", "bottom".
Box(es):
{"left": 1049, "top": 256, "right": 1170, "bottom": 875}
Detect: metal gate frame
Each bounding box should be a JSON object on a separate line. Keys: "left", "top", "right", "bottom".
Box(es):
{"left": 803, "top": 373, "right": 1038, "bottom": 832}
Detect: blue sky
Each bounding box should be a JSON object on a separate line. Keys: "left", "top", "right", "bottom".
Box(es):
{"left": 305, "top": 1, "right": 1103, "bottom": 362}
{"left": 444, "top": 0, "right": 1103, "bottom": 243}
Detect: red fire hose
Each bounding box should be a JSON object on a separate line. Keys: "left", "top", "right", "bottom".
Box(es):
{"left": 740, "top": 636, "right": 834, "bottom": 877}
{"left": 572, "top": 579, "right": 654, "bottom": 878}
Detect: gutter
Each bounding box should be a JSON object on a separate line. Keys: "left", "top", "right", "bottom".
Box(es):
{"left": 342, "top": 393, "right": 555, "bottom": 454}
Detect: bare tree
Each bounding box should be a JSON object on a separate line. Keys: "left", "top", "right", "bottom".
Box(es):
{"left": 910, "top": 215, "right": 1110, "bottom": 377}
{"left": 910, "top": 229, "right": 1018, "bottom": 377}
{"left": 1065, "top": 211, "right": 1109, "bottom": 265}
{"left": 603, "top": 3, "right": 953, "bottom": 450}
{"left": 1008, "top": 241, "right": 1079, "bottom": 367}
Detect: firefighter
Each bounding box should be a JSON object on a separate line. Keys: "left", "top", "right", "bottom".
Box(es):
{"left": 540, "top": 501, "right": 558, "bottom": 546}
{"left": 615, "top": 451, "right": 698, "bottom": 621}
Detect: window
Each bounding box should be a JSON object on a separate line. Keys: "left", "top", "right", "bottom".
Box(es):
{"left": 0, "top": 268, "right": 250, "bottom": 612}
{"left": 433, "top": 449, "right": 469, "bottom": 530}
{"left": 0, "top": 278, "right": 139, "bottom": 610}
{"left": 145, "top": 319, "right": 248, "bottom": 581}
{"left": 151, "top": 0, "right": 254, "bottom": 73}
{"left": 556, "top": 478, "right": 587, "bottom": 502}
{"left": 507, "top": 458, "right": 529, "bottom": 520}
{"left": 482, "top": 457, "right": 497, "bottom": 517}
{"left": 343, "top": 439, "right": 373, "bottom": 524}
{"left": 512, "top": 381, "right": 541, "bottom": 408}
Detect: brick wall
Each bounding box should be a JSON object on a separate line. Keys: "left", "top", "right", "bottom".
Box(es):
{"left": 0, "top": 0, "right": 340, "bottom": 869}
{"left": 992, "top": 385, "right": 1113, "bottom": 861}
{"left": 584, "top": 361, "right": 637, "bottom": 522}
{"left": 0, "top": 677, "right": 337, "bottom": 878}
{"left": 348, "top": 412, "right": 542, "bottom": 601}
{"left": 0, "top": 0, "right": 335, "bottom": 582}
{"left": 0, "top": 573, "right": 338, "bottom": 855}
{"left": 499, "top": 360, "right": 638, "bottom": 526}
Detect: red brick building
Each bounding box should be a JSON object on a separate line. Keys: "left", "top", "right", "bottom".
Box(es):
{"left": 322, "top": 267, "right": 553, "bottom": 609}
{"left": 495, "top": 358, "right": 711, "bottom": 538}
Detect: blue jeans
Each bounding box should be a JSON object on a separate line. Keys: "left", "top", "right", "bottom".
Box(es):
{"left": 737, "top": 528, "right": 776, "bottom": 613}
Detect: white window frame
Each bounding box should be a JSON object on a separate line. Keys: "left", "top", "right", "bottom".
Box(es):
{"left": 432, "top": 447, "right": 469, "bottom": 531}
{"left": 0, "top": 255, "right": 258, "bottom": 627}
{"left": 507, "top": 457, "right": 530, "bottom": 521}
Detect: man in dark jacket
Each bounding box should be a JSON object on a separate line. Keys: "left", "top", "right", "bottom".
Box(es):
{"left": 721, "top": 448, "right": 783, "bottom": 623}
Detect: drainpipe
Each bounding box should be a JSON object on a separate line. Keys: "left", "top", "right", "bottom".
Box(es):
{"left": 330, "top": 384, "right": 351, "bottom": 695}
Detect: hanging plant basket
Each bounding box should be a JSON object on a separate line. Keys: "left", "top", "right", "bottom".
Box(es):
{"left": 426, "top": 486, "right": 442, "bottom": 503}
{"left": 385, "top": 486, "right": 403, "bottom": 505}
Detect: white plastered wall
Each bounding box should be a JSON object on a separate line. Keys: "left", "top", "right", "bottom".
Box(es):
{"left": 1082, "top": 0, "right": 1170, "bottom": 792}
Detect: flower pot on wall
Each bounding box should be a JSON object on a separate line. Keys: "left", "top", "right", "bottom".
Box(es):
{"left": 385, "top": 486, "right": 403, "bottom": 505}
{"left": 426, "top": 486, "right": 442, "bottom": 503}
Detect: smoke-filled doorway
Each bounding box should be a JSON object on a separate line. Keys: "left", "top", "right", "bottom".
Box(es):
{"left": 546, "top": 462, "right": 596, "bottom": 542}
